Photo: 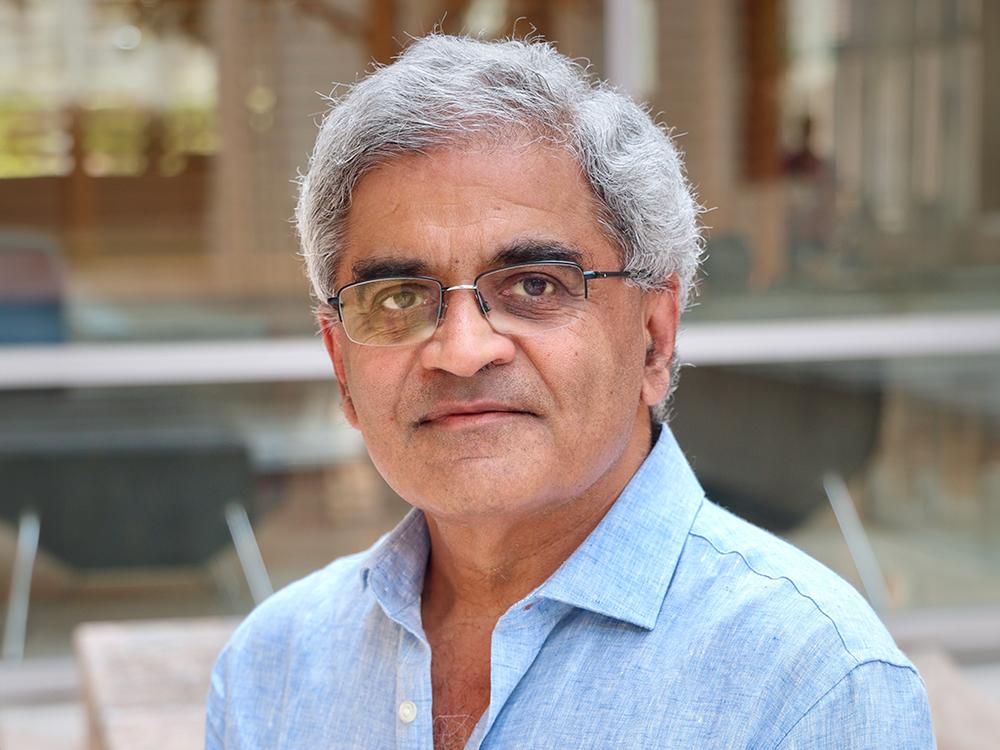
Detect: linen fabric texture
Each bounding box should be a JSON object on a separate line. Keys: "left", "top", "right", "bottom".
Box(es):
{"left": 206, "top": 426, "right": 935, "bottom": 749}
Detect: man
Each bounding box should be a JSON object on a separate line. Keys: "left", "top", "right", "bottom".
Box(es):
{"left": 207, "top": 35, "right": 934, "bottom": 749}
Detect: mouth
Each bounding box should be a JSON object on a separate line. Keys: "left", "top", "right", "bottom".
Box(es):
{"left": 416, "top": 402, "right": 535, "bottom": 429}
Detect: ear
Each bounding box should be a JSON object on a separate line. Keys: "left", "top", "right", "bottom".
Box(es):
{"left": 640, "top": 274, "right": 680, "bottom": 407}
{"left": 319, "top": 314, "right": 360, "bottom": 429}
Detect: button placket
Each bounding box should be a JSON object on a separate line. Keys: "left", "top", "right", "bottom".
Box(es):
{"left": 395, "top": 626, "right": 434, "bottom": 748}
{"left": 475, "top": 598, "right": 567, "bottom": 746}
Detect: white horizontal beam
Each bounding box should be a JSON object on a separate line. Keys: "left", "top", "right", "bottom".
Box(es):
{"left": 677, "top": 312, "right": 1000, "bottom": 365}
{"left": 0, "top": 339, "right": 333, "bottom": 389}
{"left": 0, "top": 312, "right": 998, "bottom": 390}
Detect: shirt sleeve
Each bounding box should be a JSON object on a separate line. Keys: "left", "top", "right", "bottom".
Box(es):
{"left": 774, "top": 659, "right": 936, "bottom": 750}
{"left": 205, "top": 649, "right": 228, "bottom": 750}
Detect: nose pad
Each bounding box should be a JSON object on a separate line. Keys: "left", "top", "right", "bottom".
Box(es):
{"left": 441, "top": 288, "right": 491, "bottom": 322}
{"left": 476, "top": 293, "right": 491, "bottom": 315}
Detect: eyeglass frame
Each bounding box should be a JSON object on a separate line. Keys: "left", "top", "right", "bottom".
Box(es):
{"left": 325, "top": 260, "right": 632, "bottom": 344}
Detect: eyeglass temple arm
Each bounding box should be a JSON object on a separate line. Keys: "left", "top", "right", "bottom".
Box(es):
{"left": 325, "top": 296, "right": 344, "bottom": 322}
{"left": 581, "top": 270, "right": 631, "bottom": 299}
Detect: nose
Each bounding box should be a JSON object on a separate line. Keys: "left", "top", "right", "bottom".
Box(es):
{"left": 418, "top": 288, "right": 516, "bottom": 377}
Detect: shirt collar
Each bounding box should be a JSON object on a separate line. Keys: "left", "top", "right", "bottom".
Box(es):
{"left": 536, "top": 425, "right": 705, "bottom": 630}
{"left": 361, "top": 506, "right": 430, "bottom": 622}
{"left": 360, "top": 424, "right": 705, "bottom": 631}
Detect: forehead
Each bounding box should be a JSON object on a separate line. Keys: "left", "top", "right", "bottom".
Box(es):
{"left": 337, "top": 141, "right": 619, "bottom": 284}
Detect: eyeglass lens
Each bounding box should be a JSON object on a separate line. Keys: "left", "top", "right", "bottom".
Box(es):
{"left": 337, "top": 263, "right": 589, "bottom": 346}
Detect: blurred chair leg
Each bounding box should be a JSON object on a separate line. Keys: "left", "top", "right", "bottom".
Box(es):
{"left": 224, "top": 501, "right": 273, "bottom": 605}
{"left": 3, "top": 508, "right": 40, "bottom": 661}
{"left": 206, "top": 554, "right": 247, "bottom": 612}
{"left": 823, "top": 472, "right": 891, "bottom": 615}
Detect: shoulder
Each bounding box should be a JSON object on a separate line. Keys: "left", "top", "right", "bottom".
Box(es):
{"left": 685, "top": 498, "right": 910, "bottom": 667}
{"left": 667, "top": 499, "right": 934, "bottom": 745}
{"left": 205, "top": 538, "right": 393, "bottom": 747}
{"left": 673, "top": 499, "right": 931, "bottom": 744}
{"left": 774, "top": 658, "right": 935, "bottom": 749}
{"left": 213, "top": 542, "right": 377, "bottom": 676}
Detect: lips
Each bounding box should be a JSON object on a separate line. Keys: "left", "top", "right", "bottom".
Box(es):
{"left": 417, "top": 401, "right": 534, "bottom": 426}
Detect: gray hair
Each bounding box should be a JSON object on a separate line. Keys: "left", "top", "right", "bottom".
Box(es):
{"left": 296, "top": 34, "right": 703, "bottom": 418}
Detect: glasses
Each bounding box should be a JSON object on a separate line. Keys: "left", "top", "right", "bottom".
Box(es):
{"left": 327, "top": 260, "right": 631, "bottom": 347}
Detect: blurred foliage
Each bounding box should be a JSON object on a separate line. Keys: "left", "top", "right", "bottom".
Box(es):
{"left": 0, "top": 101, "right": 217, "bottom": 179}
{"left": 0, "top": 97, "right": 71, "bottom": 178}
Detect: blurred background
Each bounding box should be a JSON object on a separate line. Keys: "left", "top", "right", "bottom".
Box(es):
{"left": 1, "top": 0, "right": 998, "bottom": 747}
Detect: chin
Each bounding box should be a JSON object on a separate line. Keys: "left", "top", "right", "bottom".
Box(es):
{"left": 410, "top": 462, "right": 554, "bottom": 517}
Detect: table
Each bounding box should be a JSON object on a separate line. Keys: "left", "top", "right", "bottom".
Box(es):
{"left": 73, "top": 618, "right": 238, "bottom": 750}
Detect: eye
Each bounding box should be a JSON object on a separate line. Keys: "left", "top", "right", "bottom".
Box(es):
{"left": 511, "top": 275, "right": 557, "bottom": 297}
{"left": 372, "top": 284, "right": 432, "bottom": 311}
{"left": 381, "top": 289, "right": 420, "bottom": 310}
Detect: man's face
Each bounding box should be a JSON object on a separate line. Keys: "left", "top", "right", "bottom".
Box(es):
{"left": 321, "top": 141, "right": 677, "bottom": 523}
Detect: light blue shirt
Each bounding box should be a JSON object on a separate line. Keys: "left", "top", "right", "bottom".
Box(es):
{"left": 206, "top": 426, "right": 935, "bottom": 748}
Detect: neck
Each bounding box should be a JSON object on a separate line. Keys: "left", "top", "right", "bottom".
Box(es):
{"left": 420, "top": 416, "right": 654, "bottom": 624}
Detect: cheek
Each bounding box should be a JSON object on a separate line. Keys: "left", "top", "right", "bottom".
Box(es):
{"left": 589, "top": 320, "right": 647, "bottom": 399}
{"left": 341, "top": 355, "right": 403, "bottom": 426}
{"left": 546, "top": 329, "right": 643, "bottom": 428}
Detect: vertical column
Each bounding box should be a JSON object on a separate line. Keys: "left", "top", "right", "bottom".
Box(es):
{"left": 741, "top": 0, "right": 783, "bottom": 182}
{"left": 604, "top": 0, "right": 657, "bottom": 100}
{"left": 209, "top": 0, "right": 255, "bottom": 292}
{"left": 657, "top": 0, "right": 790, "bottom": 288}
{"left": 982, "top": 0, "right": 1000, "bottom": 213}
{"left": 655, "top": 0, "right": 731, "bottom": 209}
{"left": 367, "top": 0, "right": 398, "bottom": 65}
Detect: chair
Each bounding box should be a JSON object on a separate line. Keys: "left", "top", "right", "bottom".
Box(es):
{"left": 1, "top": 425, "right": 270, "bottom": 660}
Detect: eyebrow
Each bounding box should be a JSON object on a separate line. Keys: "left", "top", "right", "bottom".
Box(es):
{"left": 347, "top": 239, "right": 587, "bottom": 285}
{"left": 349, "top": 257, "right": 431, "bottom": 284}
{"left": 487, "top": 239, "right": 586, "bottom": 267}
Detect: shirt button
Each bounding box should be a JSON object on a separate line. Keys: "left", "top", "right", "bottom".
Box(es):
{"left": 398, "top": 700, "right": 417, "bottom": 724}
